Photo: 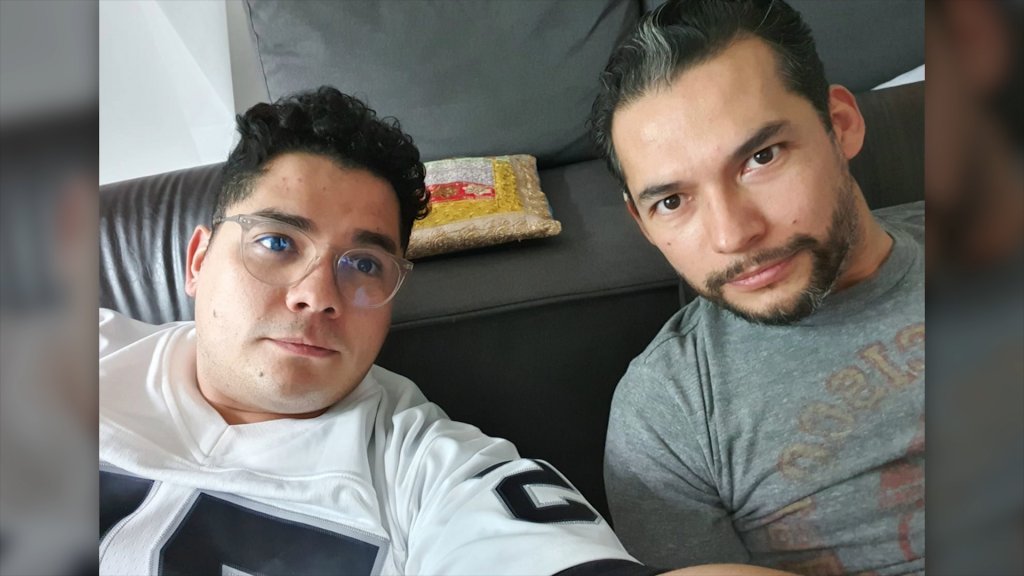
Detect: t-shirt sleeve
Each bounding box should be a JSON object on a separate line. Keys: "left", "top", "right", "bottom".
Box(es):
{"left": 387, "top": 405, "right": 642, "bottom": 575}
{"left": 604, "top": 357, "right": 750, "bottom": 567}
{"left": 99, "top": 308, "right": 166, "bottom": 358}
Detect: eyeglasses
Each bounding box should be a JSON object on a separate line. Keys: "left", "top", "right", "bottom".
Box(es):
{"left": 214, "top": 214, "right": 413, "bottom": 308}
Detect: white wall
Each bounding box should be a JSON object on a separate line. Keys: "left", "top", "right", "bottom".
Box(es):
{"left": 100, "top": 0, "right": 265, "bottom": 185}
{"left": 226, "top": 0, "right": 270, "bottom": 115}
{"left": 874, "top": 65, "right": 925, "bottom": 90}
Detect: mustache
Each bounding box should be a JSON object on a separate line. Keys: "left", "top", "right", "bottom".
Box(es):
{"left": 705, "top": 235, "right": 818, "bottom": 292}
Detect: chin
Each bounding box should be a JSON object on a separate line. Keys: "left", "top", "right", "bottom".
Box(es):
{"left": 278, "top": 370, "right": 367, "bottom": 407}
{"left": 260, "top": 389, "right": 340, "bottom": 416}
{"left": 720, "top": 285, "right": 825, "bottom": 326}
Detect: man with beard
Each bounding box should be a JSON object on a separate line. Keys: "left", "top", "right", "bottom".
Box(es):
{"left": 588, "top": 0, "right": 924, "bottom": 574}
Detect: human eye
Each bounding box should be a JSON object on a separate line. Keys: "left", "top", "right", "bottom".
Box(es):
{"left": 653, "top": 194, "right": 686, "bottom": 216}
{"left": 254, "top": 234, "right": 296, "bottom": 253}
{"left": 341, "top": 252, "right": 384, "bottom": 277}
{"left": 742, "top": 144, "right": 783, "bottom": 174}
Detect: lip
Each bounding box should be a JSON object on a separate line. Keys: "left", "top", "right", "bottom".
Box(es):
{"left": 726, "top": 253, "right": 798, "bottom": 292}
{"left": 267, "top": 338, "right": 338, "bottom": 358}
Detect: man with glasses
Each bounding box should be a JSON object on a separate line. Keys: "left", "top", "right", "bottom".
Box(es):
{"left": 99, "top": 87, "right": 791, "bottom": 576}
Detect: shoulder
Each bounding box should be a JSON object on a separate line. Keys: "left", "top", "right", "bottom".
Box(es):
{"left": 366, "top": 364, "right": 431, "bottom": 412}
{"left": 622, "top": 299, "right": 712, "bottom": 390}
{"left": 610, "top": 298, "right": 720, "bottom": 423}
{"left": 365, "top": 372, "right": 639, "bottom": 573}
{"left": 873, "top": 200, "right": 924, "bottom": 241}
{"left": 99, "top": 308, "right": 190, "bottom": 358}
{"left": 637, "top": 299, "right": 707, "bottom": 362}
{"left": 367, "top": 364, "right": 520, "bottom": 466}
{"left": 367, "top": 367, "right": 522, "bottom": 505}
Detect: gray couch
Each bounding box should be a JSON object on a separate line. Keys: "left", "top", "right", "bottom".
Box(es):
{"left": 99, "top": 0, "right": 924, "bottom": 520}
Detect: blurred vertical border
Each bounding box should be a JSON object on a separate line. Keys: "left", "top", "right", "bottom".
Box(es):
{"left": 926, "top": 0, "right": 1024, "bottom": 575}
{"left": 1, "top": 1, "right": 99, "bottom": 575}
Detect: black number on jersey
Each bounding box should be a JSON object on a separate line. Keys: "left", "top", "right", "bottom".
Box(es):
{"left": 101, "top": 470, "right": 383, "bottom": 575}
{"left": 158, "top": 493, "right": 380, "bottom": 576}
{"left": 493, "top": 460, "right": 599, "bottom": 524}
{"left": 100, "top": 470, "right": 154, "bottom": 539}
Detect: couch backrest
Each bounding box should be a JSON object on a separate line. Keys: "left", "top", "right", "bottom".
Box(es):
{"left": 245, "top": 0, "right": 641, "bottom": 168}
{"left": 240, "top": 0, "right": 923, "bottom": 169}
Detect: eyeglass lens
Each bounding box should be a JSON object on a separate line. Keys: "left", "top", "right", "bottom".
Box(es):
{"left": 237, "top": 219, "right": 402, "bottom": 307}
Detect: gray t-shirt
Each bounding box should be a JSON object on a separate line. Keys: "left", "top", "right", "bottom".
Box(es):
{"left": 605, "top": 202, "right": 925, "bottom": 575}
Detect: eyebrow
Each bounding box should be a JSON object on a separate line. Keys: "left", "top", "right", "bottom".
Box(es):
{"left": 251, "top": 208, "right": 398, "bottom": 254}
{"left": 636, "top": 181, "right": 686, "bottom": 205}
{"left": 729, "top": 120, "right": 789, "bottom": 166}
{"left": 634, "top": 120, "right": 790, "bottom": 205}
{"left": 250, "top": 208, "right": 316, "bottom": 233}
{"left": 354, "top": 229, "right": 398, "bottom": 255}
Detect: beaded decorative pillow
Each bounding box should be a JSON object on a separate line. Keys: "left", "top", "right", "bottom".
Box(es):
{"left": 406, "top": 155, "right": 562, "bottom": 259}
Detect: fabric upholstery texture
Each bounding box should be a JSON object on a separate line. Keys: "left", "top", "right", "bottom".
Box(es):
{"left": 100, "top": 164, "right": 219, "bottom": 324}
{"left": 851, "top": 82, "right": 925, "bottom": 210}
{"left": 245, "top": 0, "right": 640, "bottom": 168}
{"left": 642, "top": 0, "right": 925, "bottom": 93}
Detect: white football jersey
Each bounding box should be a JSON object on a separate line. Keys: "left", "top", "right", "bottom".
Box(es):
{"left": 99, "top": 309, "right": 644, "bottom": 575}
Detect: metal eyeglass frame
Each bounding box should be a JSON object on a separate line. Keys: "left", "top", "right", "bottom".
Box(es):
{"left": 213, "top": 213, "right": 413, "bottom": 308}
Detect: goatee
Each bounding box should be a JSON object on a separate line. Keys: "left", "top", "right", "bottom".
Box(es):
{"left": 694, "top": 171, "right": 861, "bottom": 326}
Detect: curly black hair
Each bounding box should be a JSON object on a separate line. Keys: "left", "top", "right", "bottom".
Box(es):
{"left": 214, "top": 86, "right": 430, "bottom": 250}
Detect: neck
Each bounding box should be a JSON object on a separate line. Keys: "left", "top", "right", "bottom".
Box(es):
{"left": 195, "top": 377, "right": 329, "bottom": 426}
{"left": 833, "top": 193, "right": 895, "bottom": 292}
{"left": 211, "top": 404, "right": 329, "bottom": 426}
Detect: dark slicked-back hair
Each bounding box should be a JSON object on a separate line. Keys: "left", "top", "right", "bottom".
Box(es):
{"left": 589, "top": 0, "right": 831, "bottom": 192}
{"left": 214, "top": 86, "right": 429, "bottom": 250}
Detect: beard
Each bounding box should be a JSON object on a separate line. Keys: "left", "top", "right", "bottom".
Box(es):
{"left": 692, "top": 170, "right": 861, "bottom": 326}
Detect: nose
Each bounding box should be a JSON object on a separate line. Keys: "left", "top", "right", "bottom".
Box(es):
{"left": 703, "top": 185, "right": 767, "bottom": 254}
{"left": 284, "top": 256, "right": 343, "bottom": 317}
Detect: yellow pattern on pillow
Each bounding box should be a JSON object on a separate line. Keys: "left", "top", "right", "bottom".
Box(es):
{"left": 407, "top": 155, "right": 561, "bottom": 259}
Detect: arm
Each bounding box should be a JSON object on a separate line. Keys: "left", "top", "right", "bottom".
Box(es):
{"left": 660, "top": 565, "right": 796, "bottom": 576}
{"left": 552, "top": 560, "right": 796, "bottom": 576}
{"left": 605, "top": 361, "right": 749, "bottom": 567}
{"left": 385, "top": 402, "right": 647, "bottom": 576}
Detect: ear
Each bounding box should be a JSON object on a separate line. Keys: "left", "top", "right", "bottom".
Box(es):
{"left": 623, "top": 190, "right": 654, "bottom": 244}
{"left": 827, "top": 85, "right": 866, "bottom": 161}
{"left": 185, "top": 225, "right": 213, "bottom": 298}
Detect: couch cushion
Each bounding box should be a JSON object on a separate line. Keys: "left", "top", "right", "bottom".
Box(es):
{"left": 392, "top": 158, "right": 677, "bottom": 327}
{"left": 244, "top": 0, "right": 640, "bottom": 168}
{"left": 850, "top": 82, "right": 925, "bottom": 210}
{"left": 791, "top": 0, "right": 924, "bottom": 92}
{"left": 641, "top": 0, "right": 925, "bottom": 93}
